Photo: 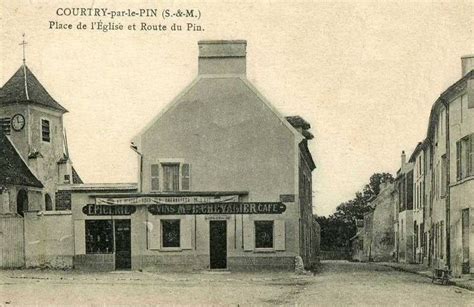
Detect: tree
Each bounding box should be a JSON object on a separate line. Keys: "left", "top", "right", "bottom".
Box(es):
{"left": 316, "top": 172, "right": 394, "bottom": 251}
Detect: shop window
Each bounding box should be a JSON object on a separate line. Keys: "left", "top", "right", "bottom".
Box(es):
{"left": 162, "top": 164, "right": 179, "bottom": 191}
{"left": 162, "top": 219, "right": 180, "bottom": 248}
{"left": 41, "top": 119, "right": 50, "bottom": 142}
{"left": 45, "top": 194, "right": 53, "bottom": 211}
{"left": 255, "top": 221, "right": 274, "bottom": 249}
{"left": 85, "top": 220, "right": 113, "bottom": 254}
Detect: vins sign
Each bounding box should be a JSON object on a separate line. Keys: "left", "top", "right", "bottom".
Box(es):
{"left": 148, "top": 202, "right": 286, "bottom": 215}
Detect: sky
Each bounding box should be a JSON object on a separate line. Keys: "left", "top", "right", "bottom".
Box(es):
{"left": 1, "top": 0, "right": 473, "bottom": 216}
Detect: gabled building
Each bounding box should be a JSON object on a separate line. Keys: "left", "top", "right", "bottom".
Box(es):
{"left": 67, "top": 40, "right": 318, "bottom": 272}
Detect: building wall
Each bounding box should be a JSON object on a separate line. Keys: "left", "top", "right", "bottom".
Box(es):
{"left": 71, "top": 192, "right": 298, "bottom": 271}
{"left": 448, "top": 89, "right": 474, "bottom": 276}
{"left": 371, "top": 183, "right": 396, "bottom": 262}
{"left": 134, "top": 76, "right": 303, "bottom": 268}
{"left": 27, "top": 105, "right": 65, "bottom": 210}
{"left": 430, "top": 106, "right": 448, "bottom": 268}
{"left": 138, "top": 77, "right": 297, "bottom": 202}
{"left": 413, "top": 150, "right": 425, "bottom": 263}
{"left": 398, "top": 210, "right": 414, "bottom": 262}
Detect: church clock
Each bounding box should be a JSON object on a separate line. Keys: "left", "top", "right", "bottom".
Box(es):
{"left": 11, "top": 113, "right": 25, "bottom": 131}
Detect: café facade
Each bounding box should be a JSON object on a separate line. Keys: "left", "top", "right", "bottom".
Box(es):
{"left": 61, "top": 40, "right": 318, "bottom": 271}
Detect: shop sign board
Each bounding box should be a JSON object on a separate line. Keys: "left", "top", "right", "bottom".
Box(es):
{"left": 96, "top": 195, "right": 239, "bottom": 205}
{"left": 83, "top": 204, "right": 136, "bottom": 216}
{"left": 148, "top": 202, "right": 286, "bottom": 215}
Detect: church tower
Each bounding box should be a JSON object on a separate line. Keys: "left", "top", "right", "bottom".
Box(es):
{"left": 0, "top": 36, "right": 81, "bottom": 212}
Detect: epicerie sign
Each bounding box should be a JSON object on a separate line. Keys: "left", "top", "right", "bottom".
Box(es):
{"left": 83, "top": 204, "right": 136, "bottom": 216}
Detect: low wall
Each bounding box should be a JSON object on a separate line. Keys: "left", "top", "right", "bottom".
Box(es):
{"left": 24, "top": 211, "right": 74, "bottom": 268}
{"left": 320, "top": 249, "right": 350, "bottom": 260}
{"left": 74, "top": 254, "right": 114, "bottom": 271}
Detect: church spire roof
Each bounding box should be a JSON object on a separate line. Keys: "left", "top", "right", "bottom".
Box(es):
{"left": 0, "top": 65, "right": 68, "bottom": 113}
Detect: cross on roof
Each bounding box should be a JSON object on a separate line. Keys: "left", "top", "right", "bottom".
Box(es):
{"left": 19, "top": 33, "right": 27, "bottom": 64}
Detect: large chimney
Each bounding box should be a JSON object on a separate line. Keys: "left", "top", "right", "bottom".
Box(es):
{"left": 401, "top": 150, "right": 406, "bottom": 167}
{"left": 198, "top": 40, "right": 247, "bottom": 75}
{"left": 461, "top": 54, "right": 474, "bottom": 77}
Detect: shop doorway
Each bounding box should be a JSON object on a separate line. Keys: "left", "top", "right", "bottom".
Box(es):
{"left": 462, "top": 209, "right": 470, "bottom": 274}
{"left": 114, "top": 219, "right": 131, "bottom": 270}
{"left": 209, "top": 220, "right": 227, "bottom": 269}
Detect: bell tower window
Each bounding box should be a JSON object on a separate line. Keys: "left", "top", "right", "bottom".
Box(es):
{"left": 41, "top": 119, "right": 50, "bottom": 142}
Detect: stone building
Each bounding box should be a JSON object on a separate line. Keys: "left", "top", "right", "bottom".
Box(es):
{"left": 386, "top": 55, "right": 474, "bottom": 276}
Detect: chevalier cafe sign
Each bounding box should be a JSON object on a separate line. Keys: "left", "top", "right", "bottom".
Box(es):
{"left": 83, "top": 195, "right": 286, "bottom": 216}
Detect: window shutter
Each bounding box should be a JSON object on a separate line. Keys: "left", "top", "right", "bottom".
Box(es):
{"left": 469, "top": 135, "right": 474, "bottom": 176}
{"left": 151, "top": 164, "right": 160, "bottom": 191}
{"left": 181, "top": 163, "right": 191, "bottom": 191}
{"left": 243, "top": 217, "right": 254, "bottom": 251}
{"left": 148, "top": 216, "right": 161, "bottom": 250}
{"left": 275, "top": 220, "right": 286, "bottom": 251}
{"left": 457, "top": 141, "right": 461, "bottom": 178}
{"left": 467, "top": 80, "right": 474, "bottom": 109}
{"left": 181, "top": 217, "right": 193, "bottom": 249}
{"left": 74, "top": 220, "right": 85, "bottom": 255}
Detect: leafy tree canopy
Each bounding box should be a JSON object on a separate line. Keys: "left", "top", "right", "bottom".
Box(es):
{"left": 316, "top": 172, "right": 394, "bottom": 250}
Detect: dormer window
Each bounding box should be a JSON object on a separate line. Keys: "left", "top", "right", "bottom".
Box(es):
{"left": 41, "top": 119, "right": 50, "bottom": 142}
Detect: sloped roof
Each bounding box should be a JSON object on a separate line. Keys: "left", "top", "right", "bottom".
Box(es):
{"left": 0, "top": 132, "right": 43, "bottom": 188}
{"left": 72, "top": 166, "right": 83, "bottom": 184}
{"left": 0, "top": 65, "right": 68, "bottom": 113}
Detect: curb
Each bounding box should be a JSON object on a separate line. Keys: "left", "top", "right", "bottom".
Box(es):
{"left": 381, "top": 263, "right": 473, "bottom": 292}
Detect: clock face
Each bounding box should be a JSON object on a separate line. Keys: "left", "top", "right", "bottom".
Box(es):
{"left": 11, "top": 114, "right": 25, "bottom": 131}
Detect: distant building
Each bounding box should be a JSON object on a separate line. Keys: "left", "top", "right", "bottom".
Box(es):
{"left": 395, "top": 151, "right": 414, "bottom": 263}
{"left": 350, "top": 182, "right": 395, "bottom": 262}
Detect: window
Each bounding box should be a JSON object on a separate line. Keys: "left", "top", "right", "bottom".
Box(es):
{"left": 0, "top": 117, "right": 11, "bottom": 135}
{"left": 45, "top": 194, "right": 53, "bottom": 211}
{"left": 151, "top": 164, "right": 160, "bottom": 191}
{"left": 441, "top": 155, "right": 447, "bottom": 197}
{"left": 469, "top": 136, "right": 474, "bottom": 176}
{"left": 85, "top": 220, "right": 113, "bottom": 254}
{"left": 439, "top": 221, "right": 444, "bottom": 259}
{"left": 457, "top": 134, "right": 474, "bottom": 181}
{"left": 41, "top": 119, "right": 50, "bottom": 142}
{"left": 406, "top": 171, "right": 413, "bottom": 210}
{"left": 162, "top": 219, "right": 180, "bottom": 248}
{"left": 64, "top": 174, "right": 70, "bottom": 184}
{"left": 162, "top": 164, "right": 179, "bottom": 191}
{"left": 255, "top": 221, "right": 274, "bottom": 248}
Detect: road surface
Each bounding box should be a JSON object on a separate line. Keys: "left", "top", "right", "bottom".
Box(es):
{"left": 0, "top": 261, "right": 472, "bottom": 305}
